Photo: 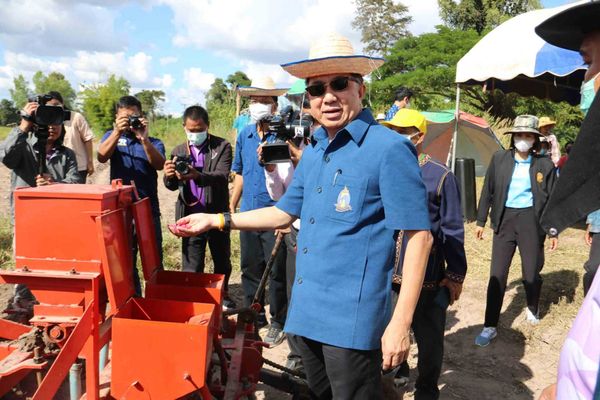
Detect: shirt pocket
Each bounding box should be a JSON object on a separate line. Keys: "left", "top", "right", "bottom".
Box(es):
{"left": 325, "top": 174, "right": 368, "bottom": 225}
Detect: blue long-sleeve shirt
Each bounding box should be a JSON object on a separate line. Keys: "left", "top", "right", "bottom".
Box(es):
{"left": 393, "top": 154, "right": 467, "bottom": 288}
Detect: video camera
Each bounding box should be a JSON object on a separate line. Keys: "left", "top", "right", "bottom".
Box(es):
{"left": 261, "top": 108, "right": 313, "bottom": 164}
{"left": 25, "top": 94, "right": 71, "bottom": 129}
{"left": 22, "top": 94, "right": 72, "bottom": 175}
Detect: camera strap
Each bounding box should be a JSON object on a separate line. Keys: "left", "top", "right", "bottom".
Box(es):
{"left": 177, "top": 181, "right": 201, "bottom": 208}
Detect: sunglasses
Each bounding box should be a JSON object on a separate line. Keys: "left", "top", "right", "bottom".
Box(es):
{"left": 305, "top": 76, "right": 362, "bottom": 97}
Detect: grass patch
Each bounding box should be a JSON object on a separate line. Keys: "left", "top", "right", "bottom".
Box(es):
{"left": 0, "top": 218, "right": 12, "bottom": 270}
{"left": 0, "top": 126, "right": 12, "bottom": 141}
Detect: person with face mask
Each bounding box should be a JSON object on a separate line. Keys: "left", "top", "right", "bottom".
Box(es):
{"left": 382, "top": 109, "right": 467, "bottom": 398}
{"left": 474, "top": 115, "right": 558, "bottom": 347}
{"left": 163, "top": 105, "right": 235, "bottom": 308}
{"left": 230, "top": 77, "right": 290, "bottom": 346}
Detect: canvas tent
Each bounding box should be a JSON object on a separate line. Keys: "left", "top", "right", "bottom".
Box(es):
{"left": 422, "top": 110, "right": 502, "bottom": 177}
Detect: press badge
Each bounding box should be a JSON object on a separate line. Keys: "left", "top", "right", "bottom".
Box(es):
{"left": 117, "top": 138, "right": 128, "bottom": 147}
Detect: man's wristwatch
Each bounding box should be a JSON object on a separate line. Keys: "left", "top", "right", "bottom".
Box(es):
{"left": 223, "top": 212, "right": 231, "bottom": 232}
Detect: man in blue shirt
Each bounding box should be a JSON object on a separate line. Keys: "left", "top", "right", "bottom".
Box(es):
{"left": 97, "top": 95, "right": 166, "bottom": 295}
{"left": 384, "top": 87, "right": 413, "bottom": 121}
{"left": 170, "top": 33, "right": 432, "bottom": 399}
{"left": 383, "top": 109, "right": 467, "bottom": 399}
{"left": 230, "top": 77, "right": 289, "bottom": 345}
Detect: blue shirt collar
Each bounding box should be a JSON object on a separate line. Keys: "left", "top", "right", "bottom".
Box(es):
{"left": 311, "top": 108, "right": 376, "bottom": 149}
{"left": 515, "top": 155, "right": 532, "bottom": 164}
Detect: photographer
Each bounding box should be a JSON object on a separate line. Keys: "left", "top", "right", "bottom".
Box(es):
{"left": 163, "top": 105, "right": 235, "bottom": 308}
{"left": 230, "top": 76, "right": 288, "bottom": 346}
{"left": 0, "top": 98, "right": 79, "bottom": 214}
{"left": 45, "top": 91, "right": 94, "bottom": 183}
{"left": 97, "top": 95, "right": 166, "bottom": 295}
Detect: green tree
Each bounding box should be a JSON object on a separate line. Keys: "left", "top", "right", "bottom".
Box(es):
{"left": 352, "top": 0, "right": 412, "bottom": 55}
{"left": 32, "top": 71, "right": 77, "bottom": 108}
{"left": 10, "top": 75, "right": 30, "bottom": 110}
{"left": 438, "top": 0, "right": 541, "bottom": 35}
{"left": 134, "top": 90, "right": 165, "bottom": 120}
{"left": 226, "top": 71, "right": 251, "bottom": 91}
{"left": 206, "top": 78, "right": 228, "bottom": 107}
{"left": 80, "top": 75, "right": 130, "bottom": 133}
{"left": 0, "top": 99, "right": 19, "bottom": 125}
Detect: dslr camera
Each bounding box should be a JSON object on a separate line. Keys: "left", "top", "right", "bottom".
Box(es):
{"left": 128, "top": 115, "right": 144, "bottom": 131}
{"left": 171, "top": 154, "right": 193, "bottom": 175}
{"left": 262, "top": 108, "right": 313, "bottom": 164}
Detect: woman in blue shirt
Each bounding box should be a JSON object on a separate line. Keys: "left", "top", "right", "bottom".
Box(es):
{"left": 474, "top": 115, "right": 557, "bottom": 347}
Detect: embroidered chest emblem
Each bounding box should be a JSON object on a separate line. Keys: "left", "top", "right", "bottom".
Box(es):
{"left": 335, "top": 186, "right": 352, "bottom": 212}
{"left": 117, "top": 138, "right": 128, "bottom": 147}
{"left": 536, "top": 172, "right": 543, "bottom": 183}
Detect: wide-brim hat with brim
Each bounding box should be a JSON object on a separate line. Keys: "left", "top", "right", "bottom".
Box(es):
{"left": 539, "top": 116, "right": 557, "bottom": 128}
{"left": 238, "top": 76, "right": 288, "bottom": 97}
{"left": 381, "top": 109, "right": 428, "bottom": 134}
{"left": 504, "top": 115, "right": 542, "bottom": 135}
{"left": 281, "top": 32, "right": 384, "bottom": 79}
{"left": 535, "top": 1, "right": 600, "bottom": 51}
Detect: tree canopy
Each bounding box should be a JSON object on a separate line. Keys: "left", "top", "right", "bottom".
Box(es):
{"left": 32, "top": 71, "right": 76, "bottom": 108}
{"left": 352, "top": 0, "right": 412, "bottom": 55}
{"left": 80, "top": 75, "right": 130, "bottom": 133}
{"left": 134, "top": 89, "right": 165, "bottom": 120}
{"left": 10, "top": 75, "right": 30, "bottom": 110}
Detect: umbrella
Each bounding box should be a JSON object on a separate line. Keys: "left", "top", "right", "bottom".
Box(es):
{"left": 421, "top": 110, "right": 503, "bottom": 177}
{"left": 287, "top": 79, "right": 306, "bottom": 95}
{"left": 456, "top": 1, "right": 588, "bottom": 105}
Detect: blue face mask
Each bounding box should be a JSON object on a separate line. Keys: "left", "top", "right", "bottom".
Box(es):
{"left": 186, "top": 130, "right": 207, "bottom": 146}
{"left": 580, "top": 72, "right": 600, "bottom": 116}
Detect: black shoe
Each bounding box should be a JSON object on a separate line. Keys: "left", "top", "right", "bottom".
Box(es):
{"left": 263, "top": 325, "right": 285, "bottom": 347}
{"left": 255, "top": 313, "right": 268, "bottom": 329}
{"left": 222, "top": 296, "right": 237, "bottom": 310}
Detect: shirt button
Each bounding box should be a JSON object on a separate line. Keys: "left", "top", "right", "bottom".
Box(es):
{"left": 317, "top": 186, "right": 322, "bottom": 193}
{"left": 325, "top": 156, "right": 330, "bottom": 163}
{"left": 309, "top": 217, "right": 315, "bottom": 224}
{"left": 297, "top": 277, "right": 303, "bottom": 284}
{"left": 302, "top": 247, "right": 308, "bottom": 254}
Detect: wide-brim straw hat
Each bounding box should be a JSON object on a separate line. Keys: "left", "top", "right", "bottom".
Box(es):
{"left": 504, "top": 115, "right": 542, "bottom": 135}
{"left": 238, "top": 76, "right": 288, "bottom": 97}
{"left": 281, "top": 32, "right": 384, "bottom": 79}
{"left": 535, "top": 2, "right": 600, "bottom": 51}
{"left": 538, "top": 116, "right": 557, "bottom": 128}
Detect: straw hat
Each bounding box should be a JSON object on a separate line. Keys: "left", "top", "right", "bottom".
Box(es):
{"left": 280, "top": 32, "right": 384, "bottom": 79}
{"left": 381, "top": 109, "right": 428, "bottom": 134}
{"left": 535, "top": 2, "right": 600, "bottom": 51}
{"left": 504, "top": 115, "right": 542, "bottom": 135}
{"left": 238, "top": 76, "right": 288, "bottom": 97}
{"left": 538, "top": 116, "right": 557, "bottom": 128}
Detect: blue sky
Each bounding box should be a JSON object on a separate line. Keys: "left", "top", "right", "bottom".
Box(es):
{"left": 0, "top": 0, "right": 577, "bottom": 117}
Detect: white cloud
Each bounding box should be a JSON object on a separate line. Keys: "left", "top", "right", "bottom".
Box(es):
{"left": 175, "top": 67, "right": 217, "bottom": 107}
{"left": 239, "top": 60, "right": 297, "bottom": 87}
{"left": 0, "top": 0, "right": 124, "bottom": 56}
{"left": 404, "top": 0, "right": 443, "bottom": 34}
{"left": 159, "top": 56, "right": 178, "bottom": 66}
{"left": 163, "top": 0, "right": 360, "bottom": 65}
{"left": 153, "top": 74, "right": 174, "bottom": 88}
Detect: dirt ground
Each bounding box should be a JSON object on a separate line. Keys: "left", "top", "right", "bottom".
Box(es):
{"left": 0, "top": 157, "right": 589, "bottom": 400}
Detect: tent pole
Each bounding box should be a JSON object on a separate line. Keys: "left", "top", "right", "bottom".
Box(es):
{"left": 451, "top": 84, "right": 461, "bottom": 173}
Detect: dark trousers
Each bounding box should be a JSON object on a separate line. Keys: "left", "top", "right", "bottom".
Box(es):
{"left": 182, "top": 229, "right": 232, "bottom": 291}
{"left": 284, "top": 227, "right": 302, "bottom": 362}
{"left": 484, "top": 207, "right": 544, "bottom": 327}
{"left": 76, "top": 170, "right": 87, "bottom": 184}
{"left": 392, "top": 288, "right": 447, "bottom": 400}
{"left": 583, "top": 232, "right": 600, "bottom": 295}
{"left": 295, "top": 336, "right": 383, "bottom": 400}
{"left": 132, "top": 212, "right": 163, "bottom": 296}
{"left": 240, "top": 230, "right": 287, "bottom": 328}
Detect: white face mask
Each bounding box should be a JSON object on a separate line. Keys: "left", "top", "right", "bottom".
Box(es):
{"left": 514, "top": 137, "right": 534, "bottom": 153}
{"left": 249, "top": 103, "right": 272, "bottom": 123}
{"left": 186, "top": 130, "right": 207, "bottom": 146}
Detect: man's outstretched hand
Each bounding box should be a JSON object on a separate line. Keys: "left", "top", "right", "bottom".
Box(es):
{"left": 168, "top": 214, "right": 218, "bottom": 237}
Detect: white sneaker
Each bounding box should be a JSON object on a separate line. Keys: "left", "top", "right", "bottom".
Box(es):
{"left": 475, "top": 327, "right": 497, "bottom": 347}
{"left": 526, "top": 308, "right": 540, "bottom": 325}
